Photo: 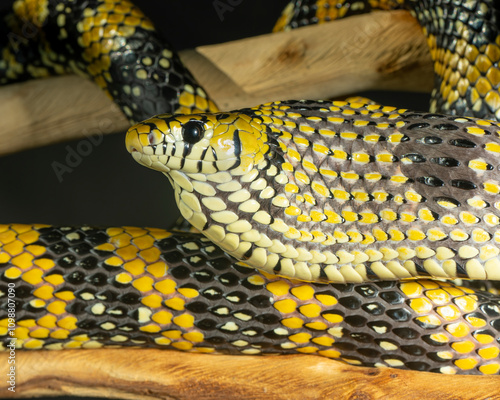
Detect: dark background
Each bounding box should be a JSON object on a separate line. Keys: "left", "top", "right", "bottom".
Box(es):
{"left": 0, "top": 1, "right": 430, "bottom": 399}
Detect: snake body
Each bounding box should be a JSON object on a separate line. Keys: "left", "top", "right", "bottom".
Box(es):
{"left": 0, "top": 0, "right": 217, "bottom": 122}
{"left": 3, "top": 0, "right": 500, "bottom": 376}
{"left": 2, "top": 223, "right": 500, "bottom": 375}
{"left": 127, "top": 100, "right": 500, "bottom": 283}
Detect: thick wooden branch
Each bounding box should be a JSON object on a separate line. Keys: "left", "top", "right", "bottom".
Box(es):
{"left": 0, "top": 10, "right": 432, "bottom": 156}
{"left": 191, "top": 10, "right": 432, "bottom": 109}
{"left": 0, "top": 350, "right": 498, "bottom": 399}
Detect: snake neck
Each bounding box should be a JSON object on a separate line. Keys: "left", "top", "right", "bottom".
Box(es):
{"left": 166, "top": 126, "right": 286, "bottom": 265}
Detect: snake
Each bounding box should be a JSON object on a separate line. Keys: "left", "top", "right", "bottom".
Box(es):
{"left": 2, "top": 0, "right": 500, "bottom": 377}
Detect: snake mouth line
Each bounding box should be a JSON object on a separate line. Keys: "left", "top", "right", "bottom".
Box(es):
{"left": 130, "top": 151, "right": 172, "bottom": 173}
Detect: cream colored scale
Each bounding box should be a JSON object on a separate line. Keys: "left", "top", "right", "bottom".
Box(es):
{"left": 126, "top": 100, "right": 500, "bottom": 283}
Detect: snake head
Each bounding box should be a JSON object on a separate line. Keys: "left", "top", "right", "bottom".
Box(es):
{"left": 126, "top": 112, "right": 269, "bottom": 176}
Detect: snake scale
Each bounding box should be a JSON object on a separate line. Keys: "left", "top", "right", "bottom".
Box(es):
{"left": 2, "top": 0, "right": 500, "bottom": 376}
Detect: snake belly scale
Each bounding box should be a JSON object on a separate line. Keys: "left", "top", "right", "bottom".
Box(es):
{"left": 126, "top": 100, "right": 500, "bottom": 283}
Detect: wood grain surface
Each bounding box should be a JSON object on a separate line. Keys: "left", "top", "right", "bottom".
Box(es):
{"left": 0, "top": 349, "right": 499, "bottom": 399}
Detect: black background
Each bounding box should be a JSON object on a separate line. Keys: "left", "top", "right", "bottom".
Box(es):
{"left": 0, "top": 1, "right": 430, "bottom": 399}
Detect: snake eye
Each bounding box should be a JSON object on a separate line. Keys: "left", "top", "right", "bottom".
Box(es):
{"left": 182, "top": 120, "right": 205, "bottom": 144}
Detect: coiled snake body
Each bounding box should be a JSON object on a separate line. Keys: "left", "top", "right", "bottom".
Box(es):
{"left": 2, "top": 0, "right": 500, "bottom": 376}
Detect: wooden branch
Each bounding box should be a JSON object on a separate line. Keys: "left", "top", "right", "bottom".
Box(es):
{"left": 0, "top": 10, "right": 432, "bottom": 156}
{"left": 191, "top": 10, "right": 432, "bottom": 110}
{"left": 0, "top": 76, "right": 127, "bottom": 155}
{"left": 1, "top": 350, "right": 498, "bottom": 399}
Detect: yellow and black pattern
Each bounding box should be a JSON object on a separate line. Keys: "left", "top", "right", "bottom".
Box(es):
{"left": 409, "top": 0, "right": 500, "bottom": 120}
{"left": 0, "top": 0, "right": 218, "bottom": 123}
{"left": 2, "top": 224, "right": 500, "bottom": 375}
{"left": 127, "top": 100, "right": 500, "bottom": 283}
{"left": 273, "top": 0, "right": 404, "bottom": 31}
{"left": 275, "top": 0, "right": 500, "bottom": 120}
